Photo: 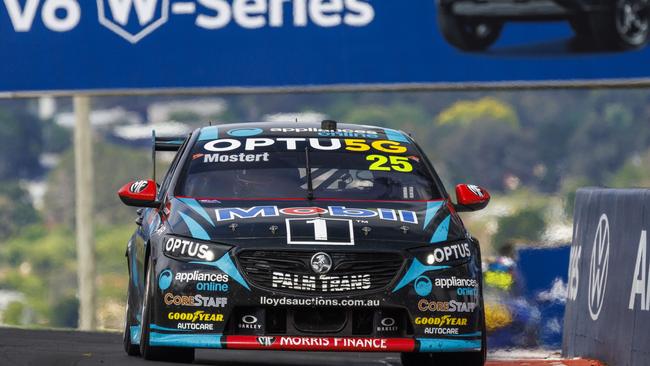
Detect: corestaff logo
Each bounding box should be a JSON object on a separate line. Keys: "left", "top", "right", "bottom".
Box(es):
{"left": 588, "top": 214, "right": 610, "bottom": 321}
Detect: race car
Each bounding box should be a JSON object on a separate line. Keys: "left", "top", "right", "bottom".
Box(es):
{"left": 436, "top": 0, "right": 650, "bottom": 51}
{"left": 118, "top": 121, "right": 491, "bottom": 365}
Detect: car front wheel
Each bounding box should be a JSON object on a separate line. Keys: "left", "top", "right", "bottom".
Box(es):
{"left": 123, "top": 267, "right": 140, "bottom": 356}
{"left": 139, "top": 254, "right": 195, "bottom": 363}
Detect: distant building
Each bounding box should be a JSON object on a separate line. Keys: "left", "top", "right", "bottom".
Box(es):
{"left": 263, "top": 111, "right": 327, "bottom": 123}
{"left": 55, "top": 107, "right": 142, "bottom": 129}
{"left": 147, "top": 98, "right": 227, "bottom": 124}
{"left": 110, "top": 122, "right": 192, "bottom": 148}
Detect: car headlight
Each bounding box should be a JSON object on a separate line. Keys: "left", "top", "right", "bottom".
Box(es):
{"left": 162, "top": 235, "right": 231, "bottom": 262}
{"left": 409, "top": 241, "right": 473, "bottom": 267}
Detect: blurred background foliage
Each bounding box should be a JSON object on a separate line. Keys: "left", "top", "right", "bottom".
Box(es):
{"left": 0, "top": 89, "right": 649, "bottom": 329}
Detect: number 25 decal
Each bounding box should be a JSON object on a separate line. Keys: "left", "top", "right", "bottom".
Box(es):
{"left": 366, "top": 155, "right": 413, "bottom": 172}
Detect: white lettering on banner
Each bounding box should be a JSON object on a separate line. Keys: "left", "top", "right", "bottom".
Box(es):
{"left": 1, "top": 0, "right": 375, "bottom": 41}
{"left": 568, "top": 243, "right": 581, "bottom": 302}
{"left": 629, "top": 231, "right": 649, "bottom": 310}
{"left": 107, "top": 0, "right": 158, "bottom": 26}
{"left": 4, "top": 0, "right": 80, "bottom": 32}
{"left": 588, "top": 214, "right": 610, "bottom": 321}
{"left": 195, "top": 0, "right": 374, "bottom": 29}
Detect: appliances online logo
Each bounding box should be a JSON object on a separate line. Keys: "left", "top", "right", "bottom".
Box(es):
{"left": 3, "top": 0, "right": 376, "bottom": 44}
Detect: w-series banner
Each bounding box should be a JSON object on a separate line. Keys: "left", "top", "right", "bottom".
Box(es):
{"left": 562, "top": 188, "right": 650, "bottom": 366}
{"left": 1, "top": 0, "right": 650, "bottom": 93}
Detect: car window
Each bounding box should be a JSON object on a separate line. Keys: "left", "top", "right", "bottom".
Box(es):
{"left": 176, "top": 136, "right": 443, "bottom": 201}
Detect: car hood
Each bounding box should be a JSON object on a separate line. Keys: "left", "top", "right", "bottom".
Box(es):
{"left": 165, "top": 197, "right": 467, "bottom": 250}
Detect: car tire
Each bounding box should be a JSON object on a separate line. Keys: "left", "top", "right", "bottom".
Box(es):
{"left": 437, "top": 2, "right": 503, "bottom": 51}
{"left": 123, "top": 265, "right": 140, "bottom": 356}
{"left": 400, "top": 351, "right": 434, "bottom": 366}
{"left": 139, "top": 254, "right": 195, "bottom": 363}
{"left": 587, "top": 0, "right": 650, "bottom": 50}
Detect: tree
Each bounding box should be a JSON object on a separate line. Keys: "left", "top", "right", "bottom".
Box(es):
{"left": 0, "top": 183, "right": 39, "bottom": 239}
{"left": 42, "top": 141, "right": 153, "bottom": 227}
{"left": 0, "top": 108, "right": 42, "bottom": 180}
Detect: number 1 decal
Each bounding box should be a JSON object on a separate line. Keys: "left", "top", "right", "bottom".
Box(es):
{"left": 306, "top": 218, "right": 328, "bottom": 241}
{"left": 286, "top": 218, "right": 355, "bottom": 245}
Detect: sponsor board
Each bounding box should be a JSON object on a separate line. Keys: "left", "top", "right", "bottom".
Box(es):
{"left": 424, "top": 327, "right": 460, "bottom": 335}
{"left": 271, "top": 271, "right": 370, "bottom": 292}
{"left": 225, "top": 335, "right": 415, "bottom": 352}
{"left": 376, "top": 317, "right": 398, "bottom": 333}
{"left": 215, "top": 206, "right": 418, "bottom": 224}
{"left": 163, "top": 237, "right": 214, "bottom": 261}
{"left": 238, "top": 315, "right": 263, "bottom": 330}
{"left": 202, "top": 152, "right": 270, "bottom": 163}
{"left": 629, "top": 230, "right": 649, "bottom": 310}
{"left": 259, "top": 296, "right": 379, "bottom": 308}
{"left": 177, "top": 323, "right": 214, "bottom": 330}
{"left": 414, "top": 316, "right": 468, "bottom": 327}
{"left": 130, "top": 180, "right": 148, "bottom": 193}
{"left": 203, "top": 138, "right": 407, "bottom": 154}
{"left": 417, "top": 299, "right": 477, "bottom": 313}
{"left": 456, "top": 287, "right": 478, "bottom": 296}
{"left": 196, "top": 282, "right": 229, "bottom": 293}
{"left": 164, "top": 293, "right": 228, "bottom": 307}
{"left": 434, "top": 277, "right": 479, "bottom": 289}
{"left": 269, "top": 127, "right": 380, "bottom": 139}
{"left": 425, "top": 242, "right": 471, "bottom": 264}
{"left": 167, "top": 311, "right": 224, "bottom": 322}
{"left": 588, "top": 214, "right": 610, "bottom": 321}
{"left": 175, "top": 271, "right": 229, "bottom": 283}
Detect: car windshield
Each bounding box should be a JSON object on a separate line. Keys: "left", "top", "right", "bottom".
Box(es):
{"left": 176, "top": 135, "right": 443, "bottom": 201}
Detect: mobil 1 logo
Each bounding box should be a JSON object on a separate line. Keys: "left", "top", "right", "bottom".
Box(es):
{"left": 286, "top": 218, "right": 354, "bottom": 245}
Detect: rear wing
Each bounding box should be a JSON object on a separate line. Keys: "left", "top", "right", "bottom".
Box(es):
{"left": 154, "top": 136, "right": 185, "bottom": 152}
{"left": 152, "top": 130, "right": 187, "bottom": 182}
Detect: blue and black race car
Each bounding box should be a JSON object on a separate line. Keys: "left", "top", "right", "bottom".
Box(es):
{"left": 118, "top": 121, "right": 491, "bottom": 365}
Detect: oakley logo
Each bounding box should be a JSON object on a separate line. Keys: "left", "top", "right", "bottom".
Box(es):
{"left": 242, "top": 315, "right": 258, "bottom": 324}
{"left": 588, "top": 214, "right": 610, "bottom": 321}
{"left": 380, "top": 317, "right": 395, "bottom": 327}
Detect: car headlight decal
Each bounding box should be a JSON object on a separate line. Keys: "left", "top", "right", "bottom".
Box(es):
{"left": 190, "top": 254, "right": 251, "bottom": 291}
{"left": 392, "top": 258, "right": 450, "bottom": 292}
{"left": 163, "top": 235, "right": 230, "bottom": 263}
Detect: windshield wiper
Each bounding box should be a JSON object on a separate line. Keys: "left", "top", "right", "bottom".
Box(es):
{"left": 305, "top": 147, "right": 314, "bottom": 200}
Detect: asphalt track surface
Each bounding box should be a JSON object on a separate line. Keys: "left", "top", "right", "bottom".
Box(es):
{"left": 0, "top": 328, "right": 603, "bottom": 366}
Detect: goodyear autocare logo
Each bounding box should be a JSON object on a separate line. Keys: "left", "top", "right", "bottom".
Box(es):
{"left": 588, "top": 213, "right": 610, "bottom": 321}
{"left": 3, "top": 0, "right": 375, "bottom": 44}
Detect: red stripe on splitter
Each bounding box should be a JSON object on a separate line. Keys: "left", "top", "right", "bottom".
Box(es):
{"left": 224, "top": 336, "right": 416, "bottom": 352}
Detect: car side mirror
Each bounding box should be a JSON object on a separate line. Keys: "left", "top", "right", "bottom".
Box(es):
{"left": 454, "top": 184, "right": 490, "bottom": 212}
{"left": 118, "top": 179, "right": 160, "bottom": 208}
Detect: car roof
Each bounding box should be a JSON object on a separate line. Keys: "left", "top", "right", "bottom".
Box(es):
{"left": 193, "top": 122, "right": 412, "bottom": 142}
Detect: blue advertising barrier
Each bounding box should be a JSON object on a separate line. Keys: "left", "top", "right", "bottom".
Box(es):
{"left": 563, "top": 188, "right": 650, "bottom": 366}
{"left": 1, "top": 0, "right": 650, "bottom": 94}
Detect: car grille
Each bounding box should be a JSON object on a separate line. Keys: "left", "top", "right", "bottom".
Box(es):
{"left": 237, "top": 250, "right": 404, "bottom": 295}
